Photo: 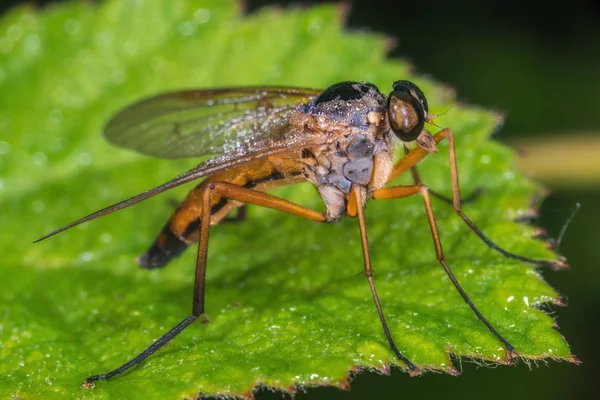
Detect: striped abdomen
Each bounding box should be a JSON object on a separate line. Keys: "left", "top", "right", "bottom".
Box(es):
{"left": 137, "top": 154, "right": 303, "bottom": 269}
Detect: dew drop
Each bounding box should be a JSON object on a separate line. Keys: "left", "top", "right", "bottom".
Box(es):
{"left": 78, "top": 152, "right": 92, "bottom": 166}
{"left": 7, "top": 24, "right": 24, "bottom": 42}
{"left": 32, "top": 152, "right": 47, "bottom": 166}
{"left": 503, "top": 170, "right": 515, "bottom": 180}
{"left": 308, "top": 20, "right": 322, "bottom": 35}
{"left": 194, "top": 8, "right": 210, "bottom": 24}
{"left": 78, "top": 251, "right": 94, "bottom": 262}
{"left": 24, "top": 34, "right": 40, "bottom": 53}
{"left": 64, "top": 19, "right": 80, "bottom": 35}
{"left": 0, "top": 141, "right": 11, "bottom": 155}
{"left": 178, "top": 21, "right": 195, "bottom": 36}
{"left": 48, "top": 108, "right": 63, "bottom": 125}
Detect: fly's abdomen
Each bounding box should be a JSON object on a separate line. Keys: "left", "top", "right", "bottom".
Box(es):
{"left": 135, "top": 182, "right": 226, "bottom": 269}
{"left": 137, "top": 156, "right": 302, "bottom": 269}
{"left": 136, "top": 220, "right": 190, "bottom": 269}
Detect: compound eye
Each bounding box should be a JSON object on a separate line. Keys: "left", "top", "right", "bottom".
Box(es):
{"left": 387, "top": 90, "right": 426, "bottom": 142}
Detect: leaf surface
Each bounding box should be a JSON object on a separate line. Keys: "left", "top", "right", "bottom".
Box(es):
{"left": 0, "top": 1, "right": 573, "bottom": 398}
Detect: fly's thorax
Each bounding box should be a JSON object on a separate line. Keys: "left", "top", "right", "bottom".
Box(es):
{"left": 300, "top": 131, "right": 395, "bottom": 221}
{"left": 290, "top": 81, "right": 399, "bottom": 220}
{"left": 290, "top": 81, "right": 389, "bottom": 136}
{"left": 301, "top": 131, "right": 394, "bottom": 190}
{"left": 291, "top": 80, "right": 393, "bottom": 189}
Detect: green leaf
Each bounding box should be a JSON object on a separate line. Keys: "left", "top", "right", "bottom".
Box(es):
{"left": 0, "top": 0, "right": 575, "bottom": 398}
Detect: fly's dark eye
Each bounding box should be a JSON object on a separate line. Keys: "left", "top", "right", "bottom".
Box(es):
{"left": 387, "top": 80, "right": 428, "bottom": 142}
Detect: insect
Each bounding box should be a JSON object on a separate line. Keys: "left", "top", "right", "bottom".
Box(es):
{"left": 36, "top": 80, "right": 559, "bottom": 386}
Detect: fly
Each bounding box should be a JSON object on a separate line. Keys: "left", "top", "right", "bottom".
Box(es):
{"left": 35, "top": 80, "right": 561, "bottom": 387}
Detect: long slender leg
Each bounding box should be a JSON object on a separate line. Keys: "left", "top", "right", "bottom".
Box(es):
{"left": 82, "top": 183, "right": 326, "bottom": 387}
{"left": 402, "top": 144, "right": 483, "bottom": 206}
{"left": 352, "top": 186, "right": 421, "bottom": 375}
{"left": 82, "top": 186, "right": 216, "bottom": 387}
{"left": 373, "top": 184, "right": 517, "bottom": 358}
{"left": 389, "top": 129, "right": 561, "bottom": 268}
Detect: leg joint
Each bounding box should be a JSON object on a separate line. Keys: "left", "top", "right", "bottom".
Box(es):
{"left": 438, "top": 127, "right": 454, "bottom": 139}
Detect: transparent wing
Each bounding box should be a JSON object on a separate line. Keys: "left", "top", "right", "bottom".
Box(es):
{"left": 105, "top": 87, "right": 321, "bottom": 159}
{"left": 34, "top": 141, "right": 304, "bottom": 243}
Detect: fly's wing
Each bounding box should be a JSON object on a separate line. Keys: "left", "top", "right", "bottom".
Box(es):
{"left": 105, "top": 87, "right": 322, "bottom": 159}
{"left": 35, "top": 141, "right": 302, "bottom": 242}
{"left": 36, "top": 87, "right": 325, "bottom": 241}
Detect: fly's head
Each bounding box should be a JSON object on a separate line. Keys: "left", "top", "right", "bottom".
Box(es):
{"left": 387, "top": 80, "right": 438, "bottom": 153}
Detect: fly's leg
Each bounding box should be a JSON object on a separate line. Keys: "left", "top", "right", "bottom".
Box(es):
{"left": 402, "top": 144, "right": 483, "bottom": 206}
{"left": 221, "top": 205, "right": 248, "bottom": 224}
{"left": 372, "top": 184, "right": 517, "bottom": 359}
{"left": 351, "top": 186, "right": 421, "bottom": 375}
{"left": 82, "top": 183, "right": 325, "bottom": 387}
{"left": 388, "top": 128, "right": 563, "bottom": 268}
{"left": 83, "top": 183, "right": 215, "bottom": 387}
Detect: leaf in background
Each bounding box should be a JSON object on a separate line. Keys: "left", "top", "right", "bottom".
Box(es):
{"left": 0, "top": 0, "right": 575, "bottom": 399}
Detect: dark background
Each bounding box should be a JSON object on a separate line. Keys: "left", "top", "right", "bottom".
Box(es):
{"left": 3, "top": 0, "right": 598, "bottom": 399}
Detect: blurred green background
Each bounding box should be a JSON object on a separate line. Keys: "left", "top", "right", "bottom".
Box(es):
{"left": 2, "top": 0, "right": 598, "bottom": 399}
